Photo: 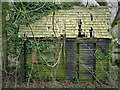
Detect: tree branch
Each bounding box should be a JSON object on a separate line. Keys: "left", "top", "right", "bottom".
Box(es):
{"left": 111, "top": 1, "right": 120, "bottom": 28}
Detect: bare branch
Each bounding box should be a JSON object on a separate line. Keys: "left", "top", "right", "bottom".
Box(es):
{"left": 111, "top": 1, "right": 120, "bottom": 28}
{"left": 95, "top": 0, "right": 108, "bottom": 6}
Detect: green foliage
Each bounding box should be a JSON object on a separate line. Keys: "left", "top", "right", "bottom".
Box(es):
{"left": 70, "top": 76, "right": 80, "bottom": 83}
{"left": 11, "top": 2, "right": 84, "bottom": 26}
{"left": 95, "top": 45, "right": 112, "bottom": 84}
{"left": 5, "top": 2, "right": 87, "bottom": 58}
{"left": 95, "top": 46, "right": 111, "bottom": 61}
{"left": 27, "top": 41, "right": 54, "bottom": 51}
{"left": 26, "top": 63, "right": 39, "bottom": 80}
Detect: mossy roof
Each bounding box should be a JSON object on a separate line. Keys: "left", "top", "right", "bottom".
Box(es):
{"left": 19, "top": 6, "right": 111, "bottom": 38}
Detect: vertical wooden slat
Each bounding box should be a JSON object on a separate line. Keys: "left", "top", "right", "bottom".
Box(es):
{"left": 66, "top": 40, "right": 75, "bottom": 78}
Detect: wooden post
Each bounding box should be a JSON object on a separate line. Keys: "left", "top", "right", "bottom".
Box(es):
{"left": 90, "top": 27, "right": 93, "bottom": 38}
{"left": 77, "top": 43, "right": 79, "bottom": 79}
{"left": 23, "top": 34, "right": 27, "bottom": 82}
{"left": 93, "top": 43, "right": 96, "bottom": 81}
{"left": 78, "top": 19, "right": 82, "bottom": 37}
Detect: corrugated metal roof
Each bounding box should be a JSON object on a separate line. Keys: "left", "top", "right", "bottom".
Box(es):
{"left": 19, "top": 6, "right": 111, "bottom": 38}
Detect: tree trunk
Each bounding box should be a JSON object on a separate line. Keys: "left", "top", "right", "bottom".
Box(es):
{"left": 2, "top": 2, "right": 8, "bottom": 71}
{"left": 0, "top": 1, "right": 2, "bottom": 90}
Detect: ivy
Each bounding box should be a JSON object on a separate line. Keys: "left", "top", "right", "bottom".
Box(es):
{"left": 3, "top": 2, "right": 88, "bottom": 73}
{"left": 9, "top": 2, "right": 85, "bottom": 25}
{"left": 95, "top": 46, "right": 110, "bottom": 61}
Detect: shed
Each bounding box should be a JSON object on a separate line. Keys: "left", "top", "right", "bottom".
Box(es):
{"left": 19, "top": 6, "right": 111, "bottom": 82}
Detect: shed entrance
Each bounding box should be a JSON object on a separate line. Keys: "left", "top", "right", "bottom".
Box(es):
{"left": 77, "top": 42, "right": 96, "bottom": 82}
{"left": 66, "top": 39, "right": 96, "bottom": 82}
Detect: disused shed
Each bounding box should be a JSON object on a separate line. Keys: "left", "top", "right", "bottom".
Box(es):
{"left": 19, "top": 6, "right": 111, "bottom": 81}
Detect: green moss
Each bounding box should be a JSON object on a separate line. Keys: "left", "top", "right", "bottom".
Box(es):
{"left": 26, "top": 50, "right": 65, "bottom": 80}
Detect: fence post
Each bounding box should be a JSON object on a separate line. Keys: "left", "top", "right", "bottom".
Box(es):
{"left": 23, "top": 34, "right": 27, "bottom": 82}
